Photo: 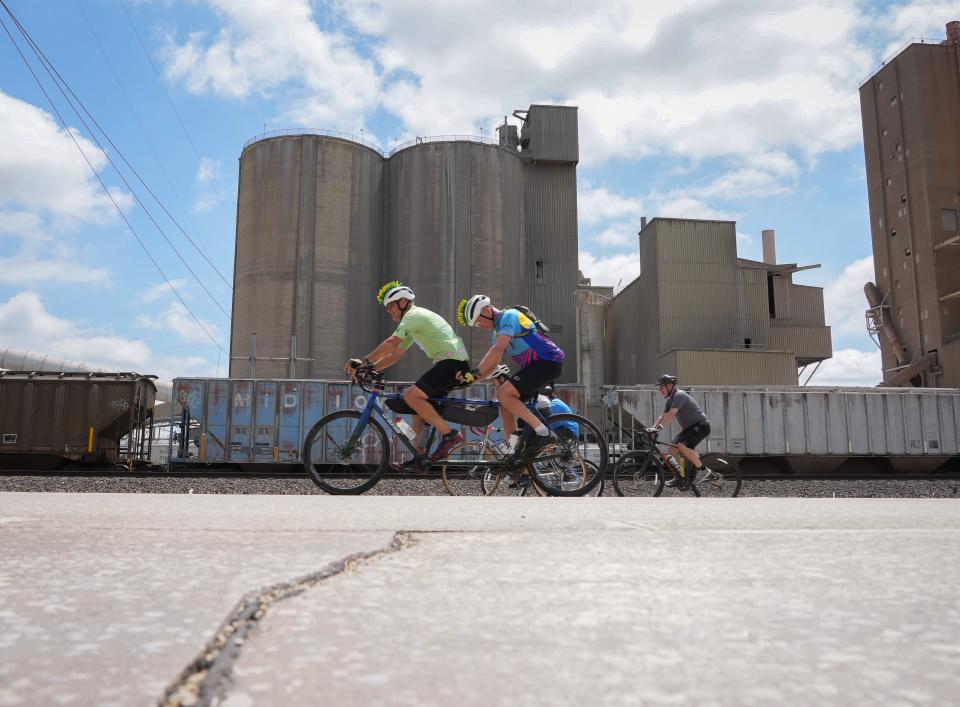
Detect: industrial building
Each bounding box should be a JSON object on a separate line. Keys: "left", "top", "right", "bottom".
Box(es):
{"left": 602, "top": 218, "right": 832, "bottom": 386}
{"left": 860, "top": 21, "right": 960, "bottom": 387}
{"left": 229, "top": 104, "right": 580, "bottom": 383}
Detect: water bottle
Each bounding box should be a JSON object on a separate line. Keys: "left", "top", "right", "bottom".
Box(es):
{"left": 395, "top": 417, "right": 416, "bottom": 441}
{"left": 507, "top": 433, "right": 521, "bottom": 454}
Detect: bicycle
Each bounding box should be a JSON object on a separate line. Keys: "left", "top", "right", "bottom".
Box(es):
{"left": 612, "top": 427, "right": 742, "bottom": 497}
{"left": 302, "top": 364, "right": 607, "bottom": 496}
{"left": 441, "top": 425, "right": 604, "bottom": 497}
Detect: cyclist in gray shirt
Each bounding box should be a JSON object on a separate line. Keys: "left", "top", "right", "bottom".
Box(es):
{"left": 651, "top": 374, "right": 711, "bottom": 488}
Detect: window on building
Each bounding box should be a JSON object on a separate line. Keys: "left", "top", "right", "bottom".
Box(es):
{"left": 900, "top": 194, "right": 907, "bottom": 204}
{"left": 890, "top": 228, "right": 897, "bottom": 238}
{"left": 942, "top": 208, "right": 959, "bottom": 233}
{"left": 889, "top": 95, "right": 897, "bottom": 106}
{"left": 535, "top": 258, "right": 545, "bottom": 284}
{"left": 886, "top": 177, "right": 893, "bottom": 186}
{"left": 766, "top": 274, "right": 776, "bottom": 319}
{"left": 881, "top": 127, "right": 888, "bottom": 136}
{"left": 744, "top": 338, "right": 752, "bottom": 349}
{"left": 905, "top": 246, "right": 911, "bottom": 256}
{"left": 878, "top": 80, "right": 884, "bottom": 90}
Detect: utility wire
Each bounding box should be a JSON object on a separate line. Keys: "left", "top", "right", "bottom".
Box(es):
{"left": 5, "top": 7, "right": 231, "bottom": 320}
{"left": 0, "top": 2, "right": 227, "bottom": 356}
{"left": 118, "top": 0, "right": 229, "bottom": 212}
{"left": 75, "top": 0, "right": 232, "bottom": 290}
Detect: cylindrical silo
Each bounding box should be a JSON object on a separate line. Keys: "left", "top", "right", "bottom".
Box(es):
{"left": 385, "top": 141, "right": 525, "bottom": 380}
{"left": 230, "top": 135, "right": 384, "bottom": 379}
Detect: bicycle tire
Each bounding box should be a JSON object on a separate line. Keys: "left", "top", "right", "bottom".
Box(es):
{"left": 527, "top": 413, "right": 607, "bottom": 497}
{"left": 441, "top": 441, "right": 497, "bottom": 496}
{"left": 694, "top": 452, "right": 743, "bottom": 497}
{"left": 612, "top": 450, "right": 665, "bottom": 497}
{"left": 302, "top": 410, "right": 389, "bottom": 495}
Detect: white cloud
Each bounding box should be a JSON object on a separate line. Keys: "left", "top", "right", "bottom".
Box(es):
{"left": 0, "top": 90, "right": 129, "bottom": 224}
{"left": 578, "top": 184, "right": 645, "bottom": 227}
{"left": 162, "top": 0, "right": 380, "bottom": 131}
{"left": 338, "top": 0, "right": 872, "bottom": 164}
{"left": 136, "top": 301, "right": 223, "bottom": 344}
{"left": 578, "top": 250, "right": 641, "bottom": 289}
{"left": 193, "top": 192, "right": 219, "bottom": 214}
{"left": 595, "top": 222, "right": 638, "bottom": 248}
{"left": 880, "top": 2, "right": 956, "bottom": 56}
{"left": 195, "top": 157, "right": 222, "bottom": 185}
{"left": 0, "top": 257, "right": 110, "bottom": 286}
{"left": 823, "top": 255, "right": 875, "bottom": 336}
{"left": 141, "top": 279, "right": 189, "bottom": 303}
{"left": 0, "top": 292, "right": 216, "bottom": 380}
{"left": 806, "top": 348, "right": 882, "bottom": 387}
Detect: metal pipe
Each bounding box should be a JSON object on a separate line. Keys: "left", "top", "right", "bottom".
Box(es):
{"left": 879, "top": 353, "right": 936, "bottom": 387}
{"left": 762, "top": 229, "right": 776, "bottom": 264}
{"left": 864, "top": 281, "right": 908, "bottom": 365}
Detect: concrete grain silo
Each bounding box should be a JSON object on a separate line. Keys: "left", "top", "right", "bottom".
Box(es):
{"left": 385, "top": 141, "right": 526, "bottom": 380}
{"left": 230, "top": 104, "right": 580, "bottom": 382}
{"left": 230, "top": 136, "right": 384, "bottom": 378}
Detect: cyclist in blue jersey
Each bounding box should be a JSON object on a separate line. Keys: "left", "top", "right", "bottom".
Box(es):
{"left": 536, "top": 385, "right": 579, "bottom": 439}
{"left": 455, "top": 295, "right": 565, "bottom": 457}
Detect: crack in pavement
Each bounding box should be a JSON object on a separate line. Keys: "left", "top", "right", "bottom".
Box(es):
{"left": 158, "top": 531, "right": 416, "bottom": 707}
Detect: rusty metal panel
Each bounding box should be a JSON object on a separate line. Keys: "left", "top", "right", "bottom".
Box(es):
{"left": 229, "top": 380, "right": 253, "bottom": 462}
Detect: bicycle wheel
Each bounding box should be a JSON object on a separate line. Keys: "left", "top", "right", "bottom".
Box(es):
{"left": 302, "top": 410, "right": 389, "bottom": 494}
{"left": 694, "top": 452, "right": 743, "bottom": 497}
{"left": 612, "top": 450, "right": 665, "bottom": 497}
{"left": 528, "top": 413, "right": 607, "bottom": 497}
{"left": 441, "top": 441, "right": 497, "bottom": 496}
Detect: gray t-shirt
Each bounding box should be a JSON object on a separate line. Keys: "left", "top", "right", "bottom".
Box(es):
{"left": 664, "top": 389, "right": 709, "bottom": 430}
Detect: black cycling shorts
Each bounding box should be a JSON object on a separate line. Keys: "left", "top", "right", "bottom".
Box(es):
{"left": 507, "top": 360, "right": 563, "bottom": 398}
{"left": 414, "top": 359, "right": 470, "bottom": 398}
{"left": 674, "top": 421, "right": 710, "bottom": 450}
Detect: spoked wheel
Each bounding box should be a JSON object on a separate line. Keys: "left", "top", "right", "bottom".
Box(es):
{"left": 302, "top": 410, "right": 389, "bottom": 494}
{"left": 441, "top": 441, "right": 497, "bottom": 496}
{"left": 693, "top": 452, "right": 743, "bottom": 497}
{"left": 612, "top": 450, "right": 665, "bottom": 497}
{"left": 482, "top": 467, "right": 534, "bottom": 496}
{"left": 527, "top": 414, "right": 607, "bottom": 497}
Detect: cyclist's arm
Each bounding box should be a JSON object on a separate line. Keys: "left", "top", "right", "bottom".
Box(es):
{"left": 475, "top": 335, "right": 511, "bottom": 377}
{"left": 363, "top": 336, "right": 405, "bottom": 368}
{"left": 654, "top": 406, "right": 680, "bottom": 429}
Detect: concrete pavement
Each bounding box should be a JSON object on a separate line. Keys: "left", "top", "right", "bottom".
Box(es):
{"left": 1, "top": 493, "right": 958, "bottom": 706}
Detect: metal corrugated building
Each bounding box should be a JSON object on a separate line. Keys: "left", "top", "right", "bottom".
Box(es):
{"left": 860, "top": 28, "right": 960, "bottom": 386}
{"left": 604, "top": 218, "right": 832, "bottom": 385}
{"left": 231, "top": 104, "right": 580, "bottom": 382}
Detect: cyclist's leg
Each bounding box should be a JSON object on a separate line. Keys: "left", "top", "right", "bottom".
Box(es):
{"left": 403, "top": 359, "right": 468, "bottom": 436}
{"left": 674, "top": 422, "right": 711, "bottom": 485}
{"left": 496, "top": 361, "right": 562, "bottom": 432}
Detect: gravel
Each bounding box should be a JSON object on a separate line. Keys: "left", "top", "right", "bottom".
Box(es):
{"left": 1, "top": 474, "right": 959, "bottom": 498}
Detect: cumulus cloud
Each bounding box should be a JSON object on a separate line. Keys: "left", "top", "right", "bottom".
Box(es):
{"left": 806, "top": 348, "right": 882, "bottom": 387}
{"left": 338, "top": 0, "right": 872, "bottom": 164}
{"left": 0, "top": 292, "right": 215, "bottom": 379}
{"left": 880, "top": 1, "right": 957, "bottom": 56}
{"left": 823, "top": 255, "right": 875, "bottom": 336}
{"left": 162, "top": 0, "right": 380, "bottom": 130}
{"left": 141, "top": 279, "right": 190, "bottom": 303}
{"left": 136, "top": 301, "right": 223, "bottom": 344}
{"left": 195, "top": 157, "right": 222, "bottom": 185}
{"left": 0, "top": 90, "right": 128, "bottom": 224}
{"left": 578, "top": 250, "right": 641, "bottom": 289}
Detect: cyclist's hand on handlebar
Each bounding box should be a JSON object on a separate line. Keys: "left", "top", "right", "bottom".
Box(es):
{"left": 344, "top": 358, "right": 364, "bottom": 375}
{"left": 457, "top": 368, "right": 481, "bottom": 385}
{"left": 644, "top": 426, "right": 662, "bottom": 435}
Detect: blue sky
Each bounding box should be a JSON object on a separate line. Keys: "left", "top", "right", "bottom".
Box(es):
{"left": 0, "top": 0, "right": 955, "bottom": 386}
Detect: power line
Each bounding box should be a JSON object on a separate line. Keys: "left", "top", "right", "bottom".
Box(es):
{"left": 0, "top": 1, "right": 227, "bottom": 356}
{"left": 75, "top": 0, "right": 232, "bottom": 290}
{"left": 5, "top": 6, "right": 231, "bottom": 320}
{"left": 118, "top": 0, "right": 229, "bottom": 212}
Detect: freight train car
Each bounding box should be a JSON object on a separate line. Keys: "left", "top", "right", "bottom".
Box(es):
{"left": 603, "top": 384, "right": 960, "bottom": 476}
{"left": 169, "top": 377, "right": 587, "bottom": 469}
{"left": 0, "top": 372, "right": 157, "bottom": 469}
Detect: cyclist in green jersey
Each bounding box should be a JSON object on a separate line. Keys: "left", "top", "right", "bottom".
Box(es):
{"left": 344, "top": 281, "right": 469, "bottom": 462}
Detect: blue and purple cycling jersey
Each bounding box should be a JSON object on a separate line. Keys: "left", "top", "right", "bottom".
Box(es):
{"left": 493, "top": 309, "right": 565, "bottom": 368}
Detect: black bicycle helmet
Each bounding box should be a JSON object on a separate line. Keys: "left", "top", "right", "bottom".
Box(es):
{"left": 655, "top": 374, "right": 677, "bottom": 387}
{"left": 542, "top": 384, "right": 555, "bottom": 397}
